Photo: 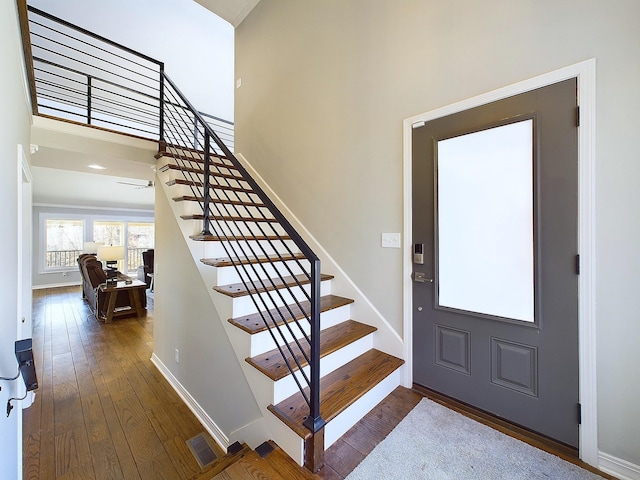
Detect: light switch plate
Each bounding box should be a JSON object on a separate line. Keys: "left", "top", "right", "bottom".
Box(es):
{"left": 381, "top": 232, "right": 401, "bottom": 248}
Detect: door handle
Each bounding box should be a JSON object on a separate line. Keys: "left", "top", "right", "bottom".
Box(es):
{"left": 414, "top": 272, "right": 433, "bottom": 283}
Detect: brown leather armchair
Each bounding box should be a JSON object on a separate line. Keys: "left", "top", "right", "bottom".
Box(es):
{"left": 78, "top": 255, "right": 146, "bottom": 319}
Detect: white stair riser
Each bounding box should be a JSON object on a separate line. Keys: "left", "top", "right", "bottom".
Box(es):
{"left": 182, "top": 220, "right": 288, "bottom": 239}
{"left": 246, "top": 304, "right": 351, "bottom": 357}
{"left": 170, "top": 196, "right": 270, "bottom": 219}
{"left": 202, "top": 239, "right": 300, "bottom": 260}
{"left": 226, "top": 279, "right": 332, "bottom": 320}
{"left": 163, "top": 169, "right": 248, "bottom": 190}
{"left": 271, "top": 334, "right": 374, "bottom": 404}
{"left": 182, "top": 219, "right": 285, "bottom": 238}
{"left": 216, "top": 259, "right": 308, "bottom": 286}
{"left": 323, "top": 368, "right": 402, "bottom": 450}
{"left": 168, "top": 181, "right": 259, "bottom": 200}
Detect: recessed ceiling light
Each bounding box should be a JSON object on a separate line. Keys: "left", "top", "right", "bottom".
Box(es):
{"left": 88, "top": 164, "right": 106, "bottom": 170}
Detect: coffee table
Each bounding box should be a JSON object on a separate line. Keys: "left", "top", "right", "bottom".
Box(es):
{"left": 98, "top": 279, "right": 146, "bottom": 323}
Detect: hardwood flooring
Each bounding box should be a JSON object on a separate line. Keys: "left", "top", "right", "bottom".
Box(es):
{"left": 23, "top": 286, "right": 226, "bottom": 480}
{"left": 23, "top": 286, "right": 610, "bottom": 479}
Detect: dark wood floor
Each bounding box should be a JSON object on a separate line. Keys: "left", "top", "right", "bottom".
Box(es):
{"left": 23, "top": 286, "right": 610, "bottom": 479}
{"left": 23, "top": 286, "right": 227, "bottom": 479}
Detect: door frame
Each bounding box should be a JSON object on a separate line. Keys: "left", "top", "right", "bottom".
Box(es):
{"left": 401, "top": 59, "right": 597, "bottom": 465}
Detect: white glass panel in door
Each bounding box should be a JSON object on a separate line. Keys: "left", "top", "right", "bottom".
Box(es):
{"left": 437, "top": 119, "right": 534, "bottom": 322}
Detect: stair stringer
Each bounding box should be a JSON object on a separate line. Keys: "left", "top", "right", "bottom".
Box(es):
{"left": 234, "top": 153, "right": 406, "bottom": 362}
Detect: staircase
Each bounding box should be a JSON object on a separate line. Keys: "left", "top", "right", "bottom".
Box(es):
{"left": 20, "top": 5, "right": 406, "bottom": 473}
{"left": 155, "top": 135, "right": 404, "bottom": 471}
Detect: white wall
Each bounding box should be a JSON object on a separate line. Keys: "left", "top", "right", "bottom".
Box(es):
{"left": 235, "top": 0, "right": 640, "bottom": 473}
{"left": 153, "top": 183, "right": 262, "bottom": 441}
{"left": 29, "top": 0, "right": 234, "bottom": 120}
{"left": 0, "top": 2, "right": 33, "bottom": 478}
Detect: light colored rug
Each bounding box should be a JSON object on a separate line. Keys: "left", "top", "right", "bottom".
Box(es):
{"left": 346, "top": 398, "right": 603, "bottom": 480}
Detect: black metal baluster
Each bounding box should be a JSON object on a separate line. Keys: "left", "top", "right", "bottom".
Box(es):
{"left": 159, "top": 63, "right": 165, "bottom": 142}
{"left": 202, "top": 133, "right": 212, "bottom": 236}
{"left": 303, "top": 259, "right": 324, "bottom": 433}
{"left": 87, "top": 75, "right": 92, "bottom": 124}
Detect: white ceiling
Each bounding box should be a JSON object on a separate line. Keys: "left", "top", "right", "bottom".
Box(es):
{"left": 32, "top": 166, "right": 155, "bottom": 211}
{"left": 193, "top": 0, "right": 260, "bottom": 27}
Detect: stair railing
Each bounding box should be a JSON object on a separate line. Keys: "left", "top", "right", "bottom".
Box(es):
{"left": 161, "top": 75, "right": 326, "bottom": 450}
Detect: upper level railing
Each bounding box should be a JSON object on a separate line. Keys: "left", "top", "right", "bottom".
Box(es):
{"left": 24, "top": 5, "right": 233, "bottom": 147}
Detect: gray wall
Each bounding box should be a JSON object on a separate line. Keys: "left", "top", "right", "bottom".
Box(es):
{"left": 235, "top": 0, "right": 640, "bottom": 469}
{"left": 32, "top": 205, "right": 154, "bottom": 288}
{"left": 152, "top": 183, "right": 262, "bottom": 439}
{"left": 0, "top": 2, "right": 32, "bottom": 477}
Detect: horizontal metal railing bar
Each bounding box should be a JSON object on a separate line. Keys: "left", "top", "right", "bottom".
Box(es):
{"left": 30, "top": 31, "right": 159, "bottom": 83}
{"left": 37, "top": 96, "right": 159, "bottom": 130}
{"left": 33, "top": 57, "right": 159, "bottom": 100}
{"left": 199, "top": 111, "right": 234, "bottom": 126}
{"left": 29, "top": 19, "right": 158, "bottom": 76}
{"left": 36, "top": 81, "right": 160, "bottom": 120}
{"left": 35, "top": 74, "right": 160, "bottom": 118}
{"left": 28, "top": 6, "right": 163, "bottom": 67}
{"left": 32, "top": 44, "right": 158, "bottom": 92}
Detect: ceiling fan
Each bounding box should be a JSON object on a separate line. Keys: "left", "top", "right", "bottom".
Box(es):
{"left": 117, "top": 180, "right": 155, "bottom": 189}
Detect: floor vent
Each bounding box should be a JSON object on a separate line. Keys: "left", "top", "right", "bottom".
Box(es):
{"left": 187, "top": 433, "right": 217, "bottom": 468}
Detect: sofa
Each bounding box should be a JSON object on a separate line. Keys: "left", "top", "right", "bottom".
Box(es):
{"left": 77, "top": 254, "right": 146, "bottom": 320}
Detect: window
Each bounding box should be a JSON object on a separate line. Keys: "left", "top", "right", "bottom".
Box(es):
{"left": 45, "top": 219, "right": 84, "bottom": 270}
{"left": 93, "top": 220, "right": 154, "bottom": 274}
{"left": 127, "top": 222, "right": 154, "bottom": 272}
{"left": 94, "top": 221, "right": 124, "bottom": 271}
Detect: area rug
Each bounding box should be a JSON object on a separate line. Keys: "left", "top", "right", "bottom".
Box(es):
{"left": 346, "top": 398, "right": 603, "bottom": 480}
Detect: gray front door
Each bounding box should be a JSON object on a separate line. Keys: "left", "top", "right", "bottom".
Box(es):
{"left": 412, "top": 78, "right": 579, "bottom": 447}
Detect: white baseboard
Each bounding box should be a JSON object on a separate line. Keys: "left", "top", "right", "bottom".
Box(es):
{"left": 599, "top": 451, "right": 640, "bottom": 480}
{"left": 32, "top": 281, "right": 81, "bottom": 290}
{"left": 150, "top": 353, "right": 229, "bottom": 451}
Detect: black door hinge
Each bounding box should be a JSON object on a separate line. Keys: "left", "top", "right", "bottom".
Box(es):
{"left": 575, "top": 106, "right": 580, "bottom": 127}
{"left": 575, "top": 254, "right": 580, "bottom": 275}
{"left": 577, "top": 403, "right": 582, "bottom": 424}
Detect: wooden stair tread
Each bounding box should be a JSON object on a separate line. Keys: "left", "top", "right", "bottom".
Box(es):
{"left": 214, "top": 273, "right": 333, "bottom": 298}
{"left": 259, "top": 441, "right": 317, "bottom": 480}
{"left": 191, "top": 234, "right": 292, "bottom": 242}
{"left": 201, "top": 253, "right": 305, "bottom": 267}
{"left": 182, "top": 214, "right": 279, "bottom": 223}
{"left": 267, "top": 349, "right": 404, "bottom": 439}
{"left": 211, "top": 449, "right": 286, "bottom": 480}
{"left": 229, "top": 295, "right": 354, "bottom": 334}
{"left": 247, "top": 320, "right": 377, "bottom": 381}
{"left": 190, "top": 442, "right": 253, "bottom": 480}
{"left": 167, "top": 178, "right": 255, "bottom": 194}
{"left": 159, "top": 162, "right": 242, "bottom": 181}
{"left": 173, "top": 196, "right": 265, "bottom": 209}
{"left": 157, "top": 145, "right": 231, "bottom": 163}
